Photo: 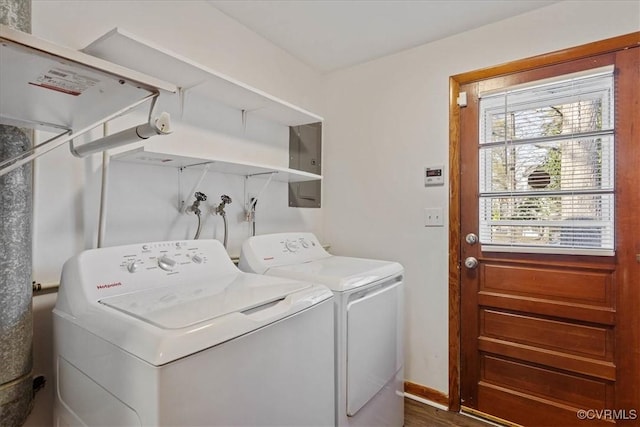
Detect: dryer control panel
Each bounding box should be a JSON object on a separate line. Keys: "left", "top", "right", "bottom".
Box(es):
{"left": 239, "top": 232, "right": 331, "bottom": 273}
{"left": 282, "top": 236, "right": 316, "bottom": 253}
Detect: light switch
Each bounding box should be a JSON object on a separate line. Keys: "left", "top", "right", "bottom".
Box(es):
{"left": 424, "top": 207, "right": 444, "bottom": 227}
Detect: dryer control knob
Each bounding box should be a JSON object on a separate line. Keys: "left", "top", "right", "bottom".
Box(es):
{"left": 300, "top": 239, "right": 309, "bottom": 248}
{"left": 192, "top": 255, "right": 203, "bottom": 264}
{"left": 158, "top": 255, "right": 177, "bottom": 271}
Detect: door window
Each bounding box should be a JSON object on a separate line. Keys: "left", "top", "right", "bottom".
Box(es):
{"left": 478, "top": 66, "right": 615, "bottom": 255}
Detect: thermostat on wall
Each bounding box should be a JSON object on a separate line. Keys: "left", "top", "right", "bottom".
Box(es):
{"left": 424, "top": 166, "right": 444, "bottom": 186}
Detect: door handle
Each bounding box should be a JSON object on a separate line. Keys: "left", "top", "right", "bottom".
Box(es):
{"left": 465, "top": 233, "right": 479, "bottom": 245}
{"left": 464, "top": 257, "right": 479, "bottom": 269}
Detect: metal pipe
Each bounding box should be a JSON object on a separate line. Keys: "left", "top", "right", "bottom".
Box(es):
{"left": 32, "top": 281, "right": 59, "bottom": 295}
{"left": 97, "top": 124, "right": 110, "bottom": 248}
{"left": 0, "top": 2, "right": 34, "bottom": 424}
{"left": 0, "top": 125, "right": 34, "bottom": 426}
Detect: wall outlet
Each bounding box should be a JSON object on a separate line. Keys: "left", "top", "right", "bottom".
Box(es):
{"left": 424, "top": 207, "right": 444, "bottom": 227}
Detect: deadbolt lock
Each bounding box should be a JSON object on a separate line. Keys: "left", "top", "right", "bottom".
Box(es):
{"left": 465, "top": 233, "right": 478, "bottom": 245}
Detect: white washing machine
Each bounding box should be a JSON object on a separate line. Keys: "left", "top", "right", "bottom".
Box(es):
{"left": 239, "top": 232, "right": 404, "bottom": 427}
{"left": 53, "top": 239, "right": 335, "bottom": 426}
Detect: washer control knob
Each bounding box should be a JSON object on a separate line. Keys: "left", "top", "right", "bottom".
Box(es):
{"left": 285, "top": 240, "right": 299, "bottom": 252}
{"left": 192, "top": 255, "right": 203, "bottom": 264}
{"left": 300, "top": 239, "right": 309, "bottom": 248}
{"left": 158, "top": 255, "right": 177, "bottom": 271}
{"left": 127, "top": 261, "right": 139, "bottom": 273}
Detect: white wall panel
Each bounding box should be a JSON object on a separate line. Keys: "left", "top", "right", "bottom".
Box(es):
{"left": 323, "top": 0, "right": 639, "bottom": 395}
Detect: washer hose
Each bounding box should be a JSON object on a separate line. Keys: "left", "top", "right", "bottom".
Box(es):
{"left": 188, "top": 192, "right": 207, "bottom": 240}
{"left": 194, "top": 213, "right": 202, "bottom": 240}
{"left": 221, "top": 211, "right": 228, "bottom": 248}
{"left": 215, "top": 195, "right": 232, "bottom": 248}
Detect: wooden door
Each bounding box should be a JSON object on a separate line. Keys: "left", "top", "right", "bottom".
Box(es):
{"left": 456, "top": 41, "right": 639, "bottom": 426}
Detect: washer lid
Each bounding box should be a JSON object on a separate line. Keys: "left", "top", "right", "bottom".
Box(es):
{"left": 77, "top": 272, "right": 333, "bottom": 366}
{"left": 99, "top": 272, "right": 310, "bottom": 329}
{"left": 267, "top": 256, "right": 403, "bottom": 292}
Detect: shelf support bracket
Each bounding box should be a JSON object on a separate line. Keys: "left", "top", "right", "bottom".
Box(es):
{"left": 241, "top": 109, "right": 247, "bottom": 134}
{"left": 180, "top": 163, "right": 212, "bottom": 214}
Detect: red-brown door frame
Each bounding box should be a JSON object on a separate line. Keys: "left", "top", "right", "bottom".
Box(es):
{"left": 448, "top": 32, "right": 640, "bottom": 413}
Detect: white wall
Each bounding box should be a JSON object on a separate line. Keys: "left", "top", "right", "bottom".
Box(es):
{"left": 27, "top": 1, "right": 324, "bottom": 425}
{"left": 23, "top": 0, "right": 640, "bottom": 424}
{"left": 322, "top": 0, "right": 640, "bottom": 395}
{"left": 30, "top": 0, "right": 325, "bottom": 282}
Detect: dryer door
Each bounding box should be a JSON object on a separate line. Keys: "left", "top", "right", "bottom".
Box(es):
{"left": 346, "top": 277, "right": 403, "bottom": 416}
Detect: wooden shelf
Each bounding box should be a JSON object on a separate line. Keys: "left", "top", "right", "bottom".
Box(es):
{"left": 83, "top": 28, "right": 323, "bottom": 127}
{"left": 112, "top": 147, "right": 322, "bottom": 183}
{"left": 0, "top": 25, "right": 176, "bottom": 132}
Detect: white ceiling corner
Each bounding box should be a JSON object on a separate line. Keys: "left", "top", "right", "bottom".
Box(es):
{"left": 208, "top": 0, "right": 560, "bottom": 73}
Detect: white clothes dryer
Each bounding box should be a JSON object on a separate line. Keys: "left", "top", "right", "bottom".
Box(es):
{"left": 239, "top": 232, "right": 404, "bottom": 427}
{"left": 53, "top": 239, "right": 335, "bottom": 426}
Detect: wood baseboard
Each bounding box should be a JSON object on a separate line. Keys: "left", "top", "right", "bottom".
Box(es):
{"left": 404, "top": 381, "right": 449, "bottom": 407}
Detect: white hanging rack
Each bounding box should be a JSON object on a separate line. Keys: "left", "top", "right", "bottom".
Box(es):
{"left": 0, "top": 24, "right": 177, "bottom": 176}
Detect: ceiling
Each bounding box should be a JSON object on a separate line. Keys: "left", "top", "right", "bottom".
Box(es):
{"left": 209, "top": 0, "right": 560, "bottom": 73}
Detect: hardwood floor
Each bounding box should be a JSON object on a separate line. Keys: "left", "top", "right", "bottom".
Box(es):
{"left": 405, "top": 398, "right": 495, "bottom": 427}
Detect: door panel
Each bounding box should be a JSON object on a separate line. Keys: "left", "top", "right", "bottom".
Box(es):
{"left": 459, "top": 45, "right": 639, "bottom": 426}
{"left": 477, "top": 384, "right": 613, "bottom": 427}
{"left": 480, "top": 310, "right": 612, "bottom": 360}
{"left": 477, "top": 337, "right": 615, "bottom": 381}
{"left": 478, "top": 260, "right": 616, "bottom": 325}
{"left": 346, "top": 281, "right": 402, "bottom": 416}
{"left": 481, "top": 263, "right": 613, "bottom": 305}
{"left": 481, "top": 356, "right": 613, "bottom": 410}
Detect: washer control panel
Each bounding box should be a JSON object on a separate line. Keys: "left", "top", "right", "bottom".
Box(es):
{"left": 65, "top": 239, "right": 238, "bottom": 303}
{"left": 117, "top": 241, "right": 210, "bottom": 275}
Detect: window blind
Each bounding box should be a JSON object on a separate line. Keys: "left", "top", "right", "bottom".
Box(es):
{"left": 478, "top": 67, "right": 615, "bottom": 255}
